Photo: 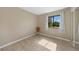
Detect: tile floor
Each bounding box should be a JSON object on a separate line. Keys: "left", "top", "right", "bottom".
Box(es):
{"left": 0, "top": 35, "right": 78, "bottom": 51}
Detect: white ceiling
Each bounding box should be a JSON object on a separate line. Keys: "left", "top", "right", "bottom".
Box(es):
{"left": 20, "top": 7, "right": 65, "bottom": 15}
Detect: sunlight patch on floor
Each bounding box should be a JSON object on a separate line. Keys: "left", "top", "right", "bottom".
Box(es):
{"left": 38, "top": 39, "right": 57, "bottom": 51}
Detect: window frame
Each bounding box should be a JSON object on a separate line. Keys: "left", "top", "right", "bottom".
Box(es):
{"left": 48, "top": 15, "right": 61, "bottom": 28}
{"left": 47, "top": 12, "right": 65, "bottom": 33}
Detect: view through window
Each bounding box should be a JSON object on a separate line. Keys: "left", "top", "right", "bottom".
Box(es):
{"left": 48, "top": 15, "right": 61, "bottom": 29}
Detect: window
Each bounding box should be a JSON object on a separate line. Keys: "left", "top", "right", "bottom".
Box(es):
{"left": 48, "top": 15, "right": 61, "bottom": 29}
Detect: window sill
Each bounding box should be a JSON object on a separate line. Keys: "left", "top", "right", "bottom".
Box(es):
{"left": 48, "top": 28, "right": 64, "bottom": 33}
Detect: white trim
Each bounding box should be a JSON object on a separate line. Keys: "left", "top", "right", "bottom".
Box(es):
{"left": 73, "top": 9, "right": 76, "bottom": 47}
{"left": 39, "top": 33, "right": 70, "bottom": 42}
{"left": 0, "top": 33, "right": 36, "bottom": 49}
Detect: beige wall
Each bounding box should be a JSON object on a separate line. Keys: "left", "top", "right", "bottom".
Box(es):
{"left": 0, "top": 7, "right": 37, "bottom": 46}
{"left": 37, "top": 8, "right": 73, "bottom": 40}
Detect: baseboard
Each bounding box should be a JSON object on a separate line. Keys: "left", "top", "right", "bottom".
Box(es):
{"left": 0, "top": 32, "right": 78, "bottom": 49}
{"left": 39, "top": 32, "right": 71, "bottom": 42}
{"left": 37, "top": 32, "right": 79, "bottom": 46}
{"left": 0, "top": 33, "right": 36, "bottom": 49}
